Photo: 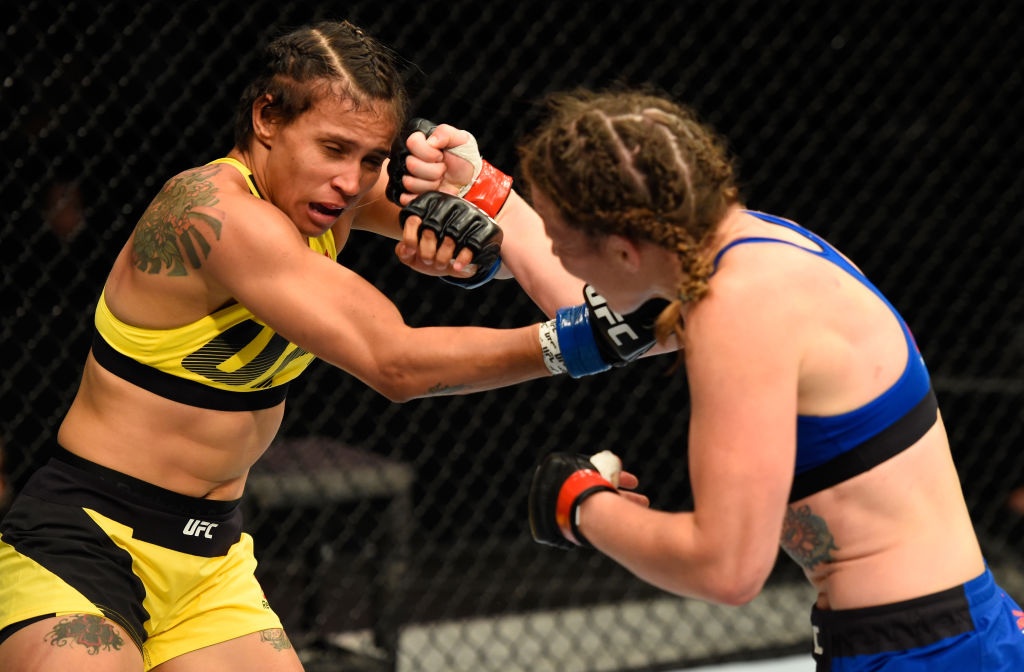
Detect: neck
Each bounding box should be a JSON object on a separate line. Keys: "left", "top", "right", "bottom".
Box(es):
{"left": 228, "top": 145, "right": 268, "bottom": 200}
{"left": 653, "top": 203, "right": 745, "bottom": 311}
{"left": 703, "top": 204, "right": 748, "bottom": 260}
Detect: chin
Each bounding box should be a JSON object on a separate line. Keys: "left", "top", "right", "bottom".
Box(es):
{"left": 593, "top": 289, "right": 634, "bottom": 315}
{"left": 606, "top": 291, "right": 665, "bottom": 316}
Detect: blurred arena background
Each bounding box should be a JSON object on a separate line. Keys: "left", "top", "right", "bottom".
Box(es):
{"left": 2, "top": 1, "right": 1022, "bottom": 670}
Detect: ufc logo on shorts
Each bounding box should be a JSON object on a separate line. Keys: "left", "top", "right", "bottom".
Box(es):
{"left": 584, "top": 285, "right": 639, "bottom": 345}
{"left": 183, "top": 518, "right": 219, "bottom": 538}
{"left": 812, "top": 625, "right": 824, "bottom": 655}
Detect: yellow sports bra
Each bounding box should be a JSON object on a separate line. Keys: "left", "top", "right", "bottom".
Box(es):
{"left": 91, "top": 157, "right": 337, "bottom": 411}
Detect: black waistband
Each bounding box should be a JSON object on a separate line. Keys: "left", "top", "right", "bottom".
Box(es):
{"left": 21, "top": 447, "right": 243, "bottom": 557}
{"left": 91, "top": 329, "right": 289, "bottom": 412}
{"left": 811, "top": 583, "right": 974, "bottom": 660}
{"left": 790, "top": 387, "right": 939, "bottom": 502}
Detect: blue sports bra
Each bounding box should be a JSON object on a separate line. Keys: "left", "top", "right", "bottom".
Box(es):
{"left": 713, "top": 211, "right": 939, "bottom": 502}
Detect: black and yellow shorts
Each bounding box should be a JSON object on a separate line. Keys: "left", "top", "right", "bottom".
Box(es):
{"left": 0, "top": 448, "right": 283, "bottom": 669}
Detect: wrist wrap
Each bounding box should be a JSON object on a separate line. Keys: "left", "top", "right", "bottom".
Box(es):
{"left": 555, "top": 304, "right": 611, "bottom": 378}
{"left": 462, "top": 161, "right": 513, "bottom": 218}
{"left": 555, "top": 470, "right": 616, "bottom": 547}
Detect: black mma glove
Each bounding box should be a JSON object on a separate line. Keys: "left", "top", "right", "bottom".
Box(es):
{"left": 583, "top": 285, "right": 669, "bottom": 366}
{"left": 529, "top": 452, "right": 618, "bottom": 549}
{"left": 385, "top": 117, "right": 437, "bottom": 206}
{"left": 386, "top": 117, "right": 513, "bottom": 217}
{"left": 538, "top": 286, "right": 669, "bottom": 378}
{"left": 399, "top": 191, "right": 503, "bottom": 288}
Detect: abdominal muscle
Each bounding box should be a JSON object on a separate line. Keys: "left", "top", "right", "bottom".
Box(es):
{"left": 783, "top": 416, "right": 985, "bottom": 611}
{"left": 57, "top": 352, "right": 284, "bottom": 500}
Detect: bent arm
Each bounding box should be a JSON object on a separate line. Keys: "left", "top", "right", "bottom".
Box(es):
{"left": 371, "top": 122, "right": 588, "bottom": 316}
{"left": 576, "top": 280, "right": 801, "bottom": 604}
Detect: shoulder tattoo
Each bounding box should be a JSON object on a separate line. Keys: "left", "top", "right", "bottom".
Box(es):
{"left": 780, "top": 504, "right": 839, "bottom": 570}
{"left": 132, "top": 163, "right": 225, "bottom": 276}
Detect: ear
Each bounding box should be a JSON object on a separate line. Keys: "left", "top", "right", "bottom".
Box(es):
{"left": 605, "top": 234, "right": 643, "bottom": 273}
{"left": 251, "top": 94, "right": 277, "bottom": 148}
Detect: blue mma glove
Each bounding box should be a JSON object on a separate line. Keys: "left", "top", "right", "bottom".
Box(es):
{"left": 399, "top": 191, "right": 503, "bottom": 289}
{"left": 538, "top": 286, "right": 669, "bottom": 378}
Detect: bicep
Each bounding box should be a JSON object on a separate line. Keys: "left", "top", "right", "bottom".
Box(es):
{"left": 206, "top": 210, "right": 407, "bottom": 378}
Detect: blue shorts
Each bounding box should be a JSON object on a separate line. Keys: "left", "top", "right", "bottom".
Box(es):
{"left": 811, "top": 566, "right": 1024, "bottom": 671}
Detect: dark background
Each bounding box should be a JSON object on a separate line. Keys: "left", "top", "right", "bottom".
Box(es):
{"left": 2, "top": 1, "right": 1022, "bottom": 669}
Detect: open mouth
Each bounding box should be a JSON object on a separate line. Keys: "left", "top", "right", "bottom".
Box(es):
{"left": 310, "top": 202, "right": 345, "bottom": 218}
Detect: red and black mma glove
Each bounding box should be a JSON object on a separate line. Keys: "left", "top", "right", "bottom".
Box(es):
{"left": 529, "top": 453, "right": 617, "bottom": 549}
{"left": 399, "top": 192, "right": 503, "bottom": 288}
{"left": 385, "top": 117, "right": 513, "bottom": 218}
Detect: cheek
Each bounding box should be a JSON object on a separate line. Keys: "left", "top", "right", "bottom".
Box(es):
{"left": 359, "top": 166, "right": 383, "bottom": 191}
{"left": 557, "top": 254, "right": 599, "bottom": 285}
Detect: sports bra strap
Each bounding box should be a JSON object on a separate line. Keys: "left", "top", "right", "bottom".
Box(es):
{"left": 207, "top": 157, "right": 264, "bottom": 200}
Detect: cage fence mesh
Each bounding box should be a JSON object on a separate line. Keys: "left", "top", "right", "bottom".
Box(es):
{"left": 2, "top": 1, "right": 1023, "bottom": 671}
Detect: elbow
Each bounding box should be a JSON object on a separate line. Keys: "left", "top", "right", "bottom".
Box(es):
{"left": 377, "top": 386, "right": 416, "bottom": 404}
{"left": 368, "top": 356, "right": 428, "bottom": 403}
{"left": 698, "top": 557, "right": 771, "bottom": 607}
{"left": 371, "top": 374, "right": 417, "bottom": 404}
{"left": 709, "top": 576, "right": 765, "bottom": 607}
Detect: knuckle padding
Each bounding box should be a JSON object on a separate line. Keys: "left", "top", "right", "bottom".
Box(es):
{"left": 400, "top": 192, "right": 502, "bottom": 269}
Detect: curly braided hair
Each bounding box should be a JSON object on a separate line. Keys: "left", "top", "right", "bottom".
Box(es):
{"left": 518, "top": 88, "right": 739, "bottom": 345}
{"left": 233, "top": 20, "right": 409, "bottom": 148}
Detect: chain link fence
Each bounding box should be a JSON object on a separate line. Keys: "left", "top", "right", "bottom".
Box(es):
{"left": 2, "top": 1, "right": 1023, "bottom": 670}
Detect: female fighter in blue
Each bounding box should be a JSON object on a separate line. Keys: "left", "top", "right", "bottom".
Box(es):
{"left": 524, "top": 88, "right": 1024, "bottom": 671}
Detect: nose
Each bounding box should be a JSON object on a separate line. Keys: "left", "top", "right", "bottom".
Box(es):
{"left": 330, "top": 160, "right": 361, "bottom": 197}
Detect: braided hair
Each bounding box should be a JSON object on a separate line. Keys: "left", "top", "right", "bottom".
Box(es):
{"left": 518, "top": 88, "right": 739, "bottom": 345}
{"left": 233, "top": 20, "right": 409, "bottom": 148}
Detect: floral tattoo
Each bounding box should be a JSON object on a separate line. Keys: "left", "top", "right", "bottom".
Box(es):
{"left": 44, "top": 614, "right": 125, "bottom": 655}
{"left": 780, "top": 504, "right": 839, "bottom": 570}
{"left": 132, "top": 164, "right": 224, "bottom": 276}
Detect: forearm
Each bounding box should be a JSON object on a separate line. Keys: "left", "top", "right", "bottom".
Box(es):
{"left": 578, "top": 493, "right": 766, "bottom": 605}
{"left": 494, "top": 191, "right": 586, "bottom": 317}
{"left": 331, "top": 323, "right": 552, "bottom": 402}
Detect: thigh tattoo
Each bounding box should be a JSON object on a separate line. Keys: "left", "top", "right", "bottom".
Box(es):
{"left": 259, "top": 629, "right": 293, "bottom": 651}
{"left": 44, "top": 614, "right": 126, "bottom": 655}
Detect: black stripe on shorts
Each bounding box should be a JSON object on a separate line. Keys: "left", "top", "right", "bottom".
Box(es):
{"left": 811, "top": 583, "right": 974, "bottom": 659}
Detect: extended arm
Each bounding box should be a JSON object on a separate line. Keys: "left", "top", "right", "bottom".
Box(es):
{"left": 207, "top": 196, "right": 549, "bottom": 402}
